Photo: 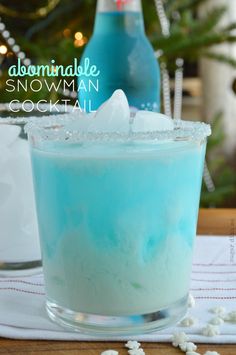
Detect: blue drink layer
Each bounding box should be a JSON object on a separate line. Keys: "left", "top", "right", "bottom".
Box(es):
{"left": 79, "top": 12, "right": 160, "bottom": 112}
{"left": 31, "top": 140, "right": 206, "bottom": 316}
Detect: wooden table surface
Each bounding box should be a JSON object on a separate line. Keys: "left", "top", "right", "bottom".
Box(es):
{"left": 1, "top": 208, "right": 236, "bottom": 355}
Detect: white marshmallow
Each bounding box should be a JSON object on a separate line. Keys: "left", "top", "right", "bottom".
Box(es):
{"left": 125, "top": 341, "right": 141, "bottom": 350}
{"left": 100, "top": 351, "right": 118, "bottom": 355}
{"left": 179, "top": 342, "right": 197, "bottom": 352}
{"left": 224, "top": 311, "right": 236, "bottom": 323}
{"left": 209, "top": 317, "right": 224, "bottom": 326}
{"left": 180, "top": 316, "right": 197, "bottom": 327}
{"left": 172, "top": 332, "right": 188, "bottom": 347}
{"left": 188, "top": 294, "right": 196, "bottom": 308}
{"left": 209, "top": 307, "right": 226, "bottom": 317}
{"left": 202, "top": 324, "right": 220, "bottom": 337}
{"left": 128, "top": 349, "right": 145, "bottom": 355}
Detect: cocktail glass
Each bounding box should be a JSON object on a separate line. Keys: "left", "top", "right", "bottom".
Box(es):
{"left": 25, "top": 113, "right": 211, "bottom": 335}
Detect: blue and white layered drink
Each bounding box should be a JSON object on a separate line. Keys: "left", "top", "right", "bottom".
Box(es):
{"left": 26, "top": 91, "right": 211, "bottom": 335}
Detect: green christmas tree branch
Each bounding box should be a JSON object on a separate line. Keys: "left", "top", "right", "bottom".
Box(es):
{"left": 203, "top": 51, "right": 236, "bottom": 68}
{"left": 166, "top": 0, "right": 207, "bottom": 14}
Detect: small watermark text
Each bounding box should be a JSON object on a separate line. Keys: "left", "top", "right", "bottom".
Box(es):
{"left": 229, "top": 219, "right": 235, "bottom": 264}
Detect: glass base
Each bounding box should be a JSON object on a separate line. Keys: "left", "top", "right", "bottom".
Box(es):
{"left": 0, "top": 260, "right": 42, "bottom": 277}
{"left": 46, "top": 295, "right": 188, "bottom": 336}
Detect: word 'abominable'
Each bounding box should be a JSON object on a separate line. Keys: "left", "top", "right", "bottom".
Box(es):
{"left": 8, "top": 58, "right": 100, "bottom": 78}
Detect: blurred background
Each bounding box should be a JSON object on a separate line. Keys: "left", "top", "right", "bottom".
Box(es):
{"left": 0, "top": 0, "right": 236, "bottom": 207}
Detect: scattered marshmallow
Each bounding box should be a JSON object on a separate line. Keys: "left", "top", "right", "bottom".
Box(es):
{"left": 125, "top": 341, "right": 141, "bottom": 350}
{"left": 224, "top": 311, "right": 236, "bottom": 323}
{"left": 128, "top": 349, "right": 145, "bottom": 355}
{"left": 179, "top": 342, "right": 197, "bottom": 352}
{"left": 101, "top": 351, "right": 118, "bottom": 355}
{"left": 209, "top": 317, "right": 224, "bottom": 326}
{"left": 180, "top": 316, "right": 197, "bottom": 327}
{"left": 222, "top": 313, "right": 231, "bottom": 321}
{"left": 202, "top": 324, "right": 220, "bottom": 337}
{"left": 186, "top": 352, "right": 201, "bottom": 355}
{"left": 172, "top": 332, "right": 188, "bottom": 347}
{"left": 188, "top": 294, "right": 196, "bottom": 308}
{"left": 209, "top": 307, "right": 226, "bottom": 317}
{"left": 203, "top": 352, "right": 220, "bottom": 355}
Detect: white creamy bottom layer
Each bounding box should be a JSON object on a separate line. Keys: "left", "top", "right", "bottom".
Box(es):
{"left": 43, "top": 229, "right": 192, "bottom": 316}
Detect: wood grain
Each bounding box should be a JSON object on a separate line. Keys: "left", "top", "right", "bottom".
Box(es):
{"left": 0, "top": 208, "right": 236, "bottom": 355}
{"left": 0, "top": 339, "right": 236, "bottom": 355}
{"left": 198, "top": 208, "right": 236, "bottom": 236}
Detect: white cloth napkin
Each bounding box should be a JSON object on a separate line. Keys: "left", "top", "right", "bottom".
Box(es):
{"left": 0, "top": 236, "right": 236, "bottom": 343}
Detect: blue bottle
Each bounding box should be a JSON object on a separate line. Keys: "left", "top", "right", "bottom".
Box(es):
{"left": 79, "top": 0, "right": 160, "bottom": 112}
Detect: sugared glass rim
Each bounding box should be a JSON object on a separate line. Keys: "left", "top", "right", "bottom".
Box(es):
{"left": 0, "top": 103, "right": 74, "bottom": 125}
{"left": 25, "top": 112, "right": 211, "bottom": 143}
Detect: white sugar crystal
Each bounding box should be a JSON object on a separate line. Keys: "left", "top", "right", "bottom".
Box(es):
{"left": 209, "top": 317, "right": 224, "bottom": 326}
{"left": 125, "top": 341, "right": 141, "bottom": 349}
{"left": 101, "top": 351, "right": 118, "bottom": 355}
{"left": 186, "top": 352, "right": 201, "bottom": 355}
{"left": 204, "top": 352, "right": 220, "bottom": 355}
{"left": 132, "top": 111, "right": 174, "bottom": 133}
{"left": 210, "top": 307, "right": 226, "bottom": 317}
{"left": 128, "top": 349, "right": 145, "bottom": 355}
{"left": 188, "top": 294, "right": 196, "bottom": 308}
{"left": 172, "top": 332, "right": 188, "bottom": 347}
{"left": 202, "top": 324, "right": 220, "bottom": 337}
{"left": 88, "top": 90, "right": 130, "bottom": 133}
{"left": 179, "top": 342, "right": 197, "bottom": 352}
{"left": 180, "top": 316, "right": 197, "bottom": 327}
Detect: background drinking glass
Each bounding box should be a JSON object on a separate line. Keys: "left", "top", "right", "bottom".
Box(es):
{"left": 0, "top": 102, "right": 71, "bottom": 275}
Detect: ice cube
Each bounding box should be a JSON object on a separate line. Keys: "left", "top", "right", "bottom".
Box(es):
{"left": 0, "top": 124, "right": 21, "bottom": 147}
{"left": 132, "top": 111, "right": 174, "bottom": 132}
{"left": 88, "top": 90, "right": 130, "bottom": 133}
